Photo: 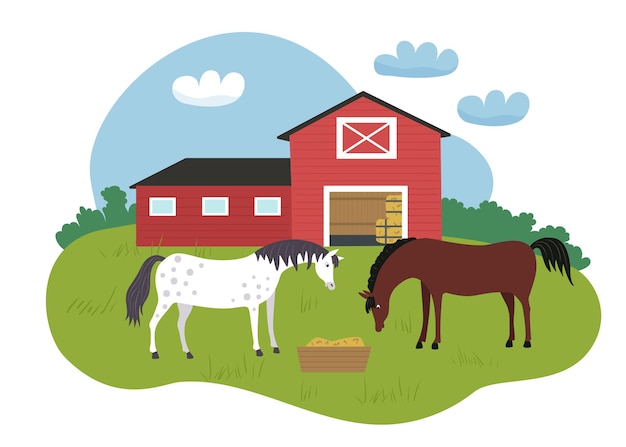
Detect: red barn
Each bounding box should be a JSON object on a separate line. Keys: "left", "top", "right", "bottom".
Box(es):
{"left": 278, "top": 91, "right": 449, "bottom": 246}
{"left": 131, "top": 91, "right": 449, "bottom": 247}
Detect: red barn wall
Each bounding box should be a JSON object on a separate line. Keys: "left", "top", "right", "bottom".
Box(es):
{"left": 289, "top": 96, "right": 442, "bottom": 245}
{"left": 135, "top": 185, "right": 291, "bottom": 246}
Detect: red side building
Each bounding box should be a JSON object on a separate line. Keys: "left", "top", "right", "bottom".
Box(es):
{"left": 131, "top": 91, "right": 449, "bottom": 247}
{"left": 131, "top": 158, "right": 291, "bottom": 246}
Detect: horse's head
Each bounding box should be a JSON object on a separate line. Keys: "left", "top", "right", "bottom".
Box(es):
{"left": 314, "top": 249, "right": 343, "bottom": 290}
{"left": 359, "top": 290, "right": 388, "bottom": 332}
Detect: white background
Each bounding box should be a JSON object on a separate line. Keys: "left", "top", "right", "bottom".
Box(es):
{"left": 2, "top": 1, "right": 624, "bottom": 445}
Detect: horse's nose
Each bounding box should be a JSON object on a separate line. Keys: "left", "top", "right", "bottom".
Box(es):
{"left": 326, "top": 282, "right": 335, "bottom": 291}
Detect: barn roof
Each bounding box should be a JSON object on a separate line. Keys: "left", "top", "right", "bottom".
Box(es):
{"left": 276, "top": 91, "right": 450, "bottom": 141}
{"left": 130, "top": 158, "right": 291, "bottom": 188}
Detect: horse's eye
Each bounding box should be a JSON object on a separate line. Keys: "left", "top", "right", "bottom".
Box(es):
{"left": 325, "top": 263, "right": 329, "bottom": 267}
{"left": 376, "top": 304, "right": 381, "bottom": 309}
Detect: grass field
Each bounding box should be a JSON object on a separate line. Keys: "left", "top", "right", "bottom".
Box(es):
{"left": 46, "top": 225, "right": 601, "bottom": 424}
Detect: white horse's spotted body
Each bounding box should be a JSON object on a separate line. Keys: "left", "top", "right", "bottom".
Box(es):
{"left": 126, "top": 240, "right": 342, "bottom": 358}
{"left": 155, "top": 254, "right": 282, "bottom": 310}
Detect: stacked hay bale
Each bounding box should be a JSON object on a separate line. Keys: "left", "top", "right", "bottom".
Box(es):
{"left": 375, "top": 194, "right": 402, "bottom": 244}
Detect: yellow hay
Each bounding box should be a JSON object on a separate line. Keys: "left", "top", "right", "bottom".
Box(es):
{"left": 306, "top": 336, "right": 365, "bottom": 347}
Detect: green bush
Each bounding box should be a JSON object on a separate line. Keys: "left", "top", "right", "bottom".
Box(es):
{"left": 101, "top": 186, "right": 136, "bottom": 227}
{"left": 56, "top": 186, "right": 135, "bottom": 249}
{"left": 442, "top": 198, "right": 590, "bottom": 270}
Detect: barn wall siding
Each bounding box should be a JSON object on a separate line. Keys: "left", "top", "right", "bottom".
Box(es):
{"left": 135, "top": 185, "right": 291, "bottom": 246}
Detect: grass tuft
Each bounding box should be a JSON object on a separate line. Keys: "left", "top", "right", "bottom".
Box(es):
{"left": 300, "top": 381, "right": 318, "bottom": 401}
{"left": 202, "top": 354, "right": 266, "bottom": 383}
{"left": 450, "top": 346, "right": 486, "bottom": 368}
{"left": 300, "top": 291, "right": 318, "bottom": 313}
{"left": 356, "top": 378, "right": 421, "bottom": 405}
{"left": 112, "top": 241, "right": 138, "bottom": 258}
{"left": 100, "top": 287, "right": 117, "bottom": 314}
{"left": 394, "top": 314, "right": 413, "bottom": 333}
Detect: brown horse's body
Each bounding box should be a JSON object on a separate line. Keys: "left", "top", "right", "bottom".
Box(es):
{"left": 360, "top": 238, "right": 572, "bottom": 349}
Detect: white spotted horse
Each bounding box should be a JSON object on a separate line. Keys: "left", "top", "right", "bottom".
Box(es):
{"left": 126, "top": 239, "right": 342, "bottom": 358}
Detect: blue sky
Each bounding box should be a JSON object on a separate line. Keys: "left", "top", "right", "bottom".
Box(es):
{"left": 91, "top": 32, "right": 354, "bottom": 208}
{"left": 91, "top": 32, "right": 492, "bottom": 209}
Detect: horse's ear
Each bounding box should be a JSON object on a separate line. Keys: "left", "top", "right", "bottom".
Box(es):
{"left": 337, "top": 256, "right": 344, "bottom": 261}
{"left": 326, "top": 249, "right": 339, "bottom": 258}
{"left": 358, "top": 290, "right": 371, "bottom": 299}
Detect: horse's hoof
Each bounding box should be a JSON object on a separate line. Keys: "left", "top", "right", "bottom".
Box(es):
{"left": 416, "top": 341, "right": 423, "bottom": 349}
{"left": 186, "top": 352, "right": 194, "bottom": 359}
{"left": 256, "top": 349, "right": 264, "bottom": 356}
{"left": 273, "top": 347, "right": 280, "bottom": 354}
{"left": 524, "top": 341, "right": 532, "bottom": 348}
{"left": 432, "top": 343, "right": 439, "bottom": 350}
{"left": 506, "top": 340, "right": 513, "bottom": 348}
{"left": 152, "top": 352, "right": 159, "bottom": 360}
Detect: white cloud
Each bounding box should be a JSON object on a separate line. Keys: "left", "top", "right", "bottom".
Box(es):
{"left": 172, "top": 70, "right": 245, "bottom": 107}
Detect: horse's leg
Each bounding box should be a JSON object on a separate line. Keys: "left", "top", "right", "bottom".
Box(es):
{"left": 177, "top": 304, "right": 194, "bottom": 359}
{"left": 416, "top": 282, "right": 431, "bottom": 349}
{"left": 247, "top": 306, "right": 263, "bottom": 356}
{"left": 518, "top": 294, "right": 532, "bottom": 347}
{"left": 265, "top": 293, "right": 280, "bottom": 354}
{"left": 148, "top": 313, "right": 160, "bottom": 359}
{"left": 431, "top": 292, "right": 443, "bottom": 349}
{"left": 501, "top": 292, "right": 515, "bottom": 347}
{"left": 148, "top": 298, "right": 172, "bottom": 359}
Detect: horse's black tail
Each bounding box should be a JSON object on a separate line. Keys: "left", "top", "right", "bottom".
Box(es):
{"left": 530, "top": 238, "right": 573, "bottom": 285}
{"left": 126, "top": 255, "right": 165, "bottom": 326}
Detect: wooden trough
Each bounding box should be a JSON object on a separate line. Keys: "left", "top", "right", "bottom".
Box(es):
{"left": 297, "top": 337, "right": 372, "bottom": 372}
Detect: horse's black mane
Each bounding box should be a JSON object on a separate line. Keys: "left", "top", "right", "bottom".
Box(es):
{"left": 367, "top": 238, "right": 416, "bottom": 292}
{"left": 255, "top": 239, "right": 340, "bottom": 271}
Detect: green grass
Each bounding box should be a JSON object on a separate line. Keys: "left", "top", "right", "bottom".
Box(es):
{"left": 46, "top": 225, "right": 601, "bottom": 424}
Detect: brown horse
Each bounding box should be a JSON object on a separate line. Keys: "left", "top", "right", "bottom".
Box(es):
{"left": 358, "top": 237, "right": 573, "bottom": 349}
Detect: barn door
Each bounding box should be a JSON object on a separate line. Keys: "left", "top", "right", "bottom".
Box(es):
{"left": 329, "top": 191, "right": 402, "bottom": 245}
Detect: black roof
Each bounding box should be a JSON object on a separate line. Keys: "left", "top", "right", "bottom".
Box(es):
{"left": 277, "top": 91, "right": 450, "bottom": 141}
{"left": 130, "top": 158, "right": 291, "bottom": 188}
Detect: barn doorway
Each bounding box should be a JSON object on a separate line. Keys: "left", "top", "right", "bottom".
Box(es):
{"left": 323, "top": 186, "right": 408, "bottom": 246}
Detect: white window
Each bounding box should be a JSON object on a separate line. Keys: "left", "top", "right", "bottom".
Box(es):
{"left": 254, "top": 197, "right": 281, "bottom": 216}
{"left": 149, "top": 197, "right": 176, "bottom": 216}
{"left": 336, "top": 116, "right": 397, "bottom": 159}
{"left": 202, "top": 197, "right": 229, "bottom": 216}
